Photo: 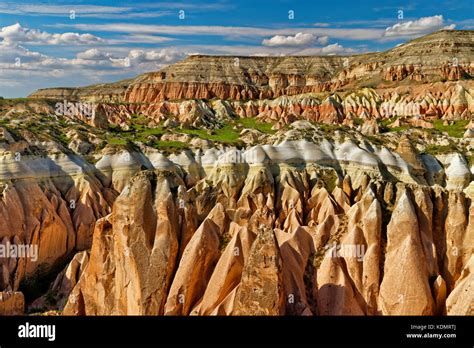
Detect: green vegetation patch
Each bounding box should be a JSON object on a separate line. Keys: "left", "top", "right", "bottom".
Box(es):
{"left": 433, "top": 119, "right": 469, "bottom": 138}
{"left": 0, "top": 97, "right": 34, "bottom": 105}
{"left": 389, "top": 125, "right": 410, "bottom": 133}
{"left": 179, "top": 124, "right": 240, "bottom": 144}
{"left": 107, "top": 137, "right": 128, "bottom": 145}
{"left": 105, "top": 116, "right": 274, "bottom": 149}
{"left": 237, "top": 117, "right": 275, "bottom": 134}
{"left": 379, "top": 117, "right": 398, "bottom": 133}
{"left": 107, "top": 122, "right": 166, "bottom": 145}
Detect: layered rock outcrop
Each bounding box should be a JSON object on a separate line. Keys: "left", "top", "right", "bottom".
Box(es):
{"left": 28, "top": 31, "right": 474, "bottom": 130}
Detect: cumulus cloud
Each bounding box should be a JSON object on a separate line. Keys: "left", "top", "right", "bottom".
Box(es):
{"left": 127, "top": 48, "right": 184, "bottom": 64}
{"left": 0, "top": 23, "right": 104, "bottom": 45}
{"left": 383, "top": 15, "right": 455, "bottom": 38}
{"left": 106, "top": 48, "right": 186, "bottom": 68}
{"left": 262, "top": 32, "right": 329, "bottom": 47}
{"left": 76, "top": 48, "right": 111, "bottom": 61}
{"left": 0, "top": 43, "right": 186, "bottom": 74}
{"left": 321, "top": 43, "right": 347, "bottom": 54}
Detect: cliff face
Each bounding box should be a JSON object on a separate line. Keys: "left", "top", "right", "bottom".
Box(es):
{"left": 121, "top": 31, "right": 473, "bottom": 103}
{"left": 30, "top": 30, "right": 474, "bottom": 104}
{"left": 94, "top": 82, "right": 474, "bottom": 130}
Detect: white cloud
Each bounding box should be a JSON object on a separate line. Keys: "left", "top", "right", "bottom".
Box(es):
{"left": 0, "top": 2, "right": 228, "bottom": 19}
{"left": 262, "top": 33, "right": 328, "bottom": 47}
{"left": 443, "top": 24, "right": 457, "bottom": 30}
{"left": 180, "top": 42, "right": 355, "bottom": 56}
{"left": 50, "top": 23, "right": 385, "bottom": 41}
{"left": 76, "top": 48, "right": 111, "bottom": 61}
{"left": 0, "top": 23, "right": 104, "bottom": 45}
{"left": 383, "top": 15, "right": 455, "bottom": 38}
{"left": 0, "top": 43, "right": 186, "bottom": 72}
{"left": 127, "top": 48, "right": 185, "bottom": 64}
{"left": 321, "top": 43, "right": 347, "bottom": 54}
{"left": 0, "top": 4, "right": 131, "bottom": 15}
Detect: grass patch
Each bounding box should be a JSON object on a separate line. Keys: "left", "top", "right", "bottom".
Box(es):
{"left": 138, "top": 127, "right": 166, "bottom": 138}
{"left": 179, "top": 124, "right": 240, "bottom": 144}
{"left": 433, "top": 119, "right": 469, "bottom": 138}
{"left": 465, "top": 154, "right": 474, "bottom": 167}
{"left": 130, "top": 113, "right": 150, "bottom": 126}
{"left": 389, "top": 125, "right": 410, "bottom": 133}
{"left": 237, "top": 117, "right": 275, "bottom": 134}
{"left": 106, "top": 117, "right": 271, "bottom": 148}
{"left": 107, "top": 137, "right": 128, "bottom": 145}
{"left": 379, "top": 117, "right": 398, "bottom": 133}
{"left": 0, "top": 97, "right": 33, "bottom": 105}
{"left": 318, "top": 168, "right": 339, "bottom": 193}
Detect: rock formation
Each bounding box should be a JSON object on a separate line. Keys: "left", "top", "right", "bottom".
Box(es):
{"left": 57, "top": 160, "right": 473, "bottom": 316}
{"left": 0, "top": 29, "right": 472, "bottom": 316}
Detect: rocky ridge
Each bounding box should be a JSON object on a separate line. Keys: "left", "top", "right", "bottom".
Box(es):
{"left": 27, "top": 31, "right": 474, "bottom": 130}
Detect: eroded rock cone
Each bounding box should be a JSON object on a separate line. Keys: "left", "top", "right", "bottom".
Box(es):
{"left": 195, "top": 223, "right": 256, "bottom": 315}
{"left": 276, "top": 227, "right": 315, "bottom": 315}
{"left": 30, "top": 251, "right": 89, "bottom": 312}
{"left": 443, "top": 192, "right": 470, "bottom": 291}
{"left": 233, "top": 226, "right": 285, "bottom": 315}
{"left": 63, "top": 216, "right": 114, "bottom": 315}
{"left": 64, "top": 170, "right": 182, "bottom": 315}
{"left": 164, "top": 203, "right": 227, "bottom": 315}
{"left": 316, "top": 187, "right": 382, "bottom": 315}
{"left": 378, "top": 189, "right": 434, "bottom": 315}
{"left": 341, "top": 188, "right": 382, "bottom": 315}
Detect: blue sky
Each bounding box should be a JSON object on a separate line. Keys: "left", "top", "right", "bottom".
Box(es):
{"left": 0, "top": 0, "right": 473, "bottom": 97}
